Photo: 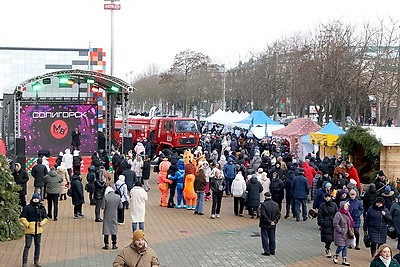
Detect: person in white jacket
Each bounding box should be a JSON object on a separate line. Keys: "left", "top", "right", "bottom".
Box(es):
{"left": 256, "top": 168, "right": 270, "bottom": 203}
{"left": 231, "top": 172, "right": 247, "bottom": 216}
{"left": 62, "top": 148, "right": 73, "bottom": 178}
{"left": 130, "top": 180, "right": 148, "bottom": 232}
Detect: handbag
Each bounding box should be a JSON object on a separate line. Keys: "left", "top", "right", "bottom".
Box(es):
{"left": 67, "top": 188, "right": 72, "bottom": 197}
{"left": 347, "top": 225, "right": 355, "bottom": 239}
{"left": 364, "top": 232, "right": 371, "bottom": 248}
{"left": 241, "top": 191, "right": 248, "bottom": 199}
{"left": 387, "top": 224, "right": 397, "bottom": 239}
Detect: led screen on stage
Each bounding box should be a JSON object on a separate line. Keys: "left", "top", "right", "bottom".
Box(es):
{"left": 20, "top": 105, "right": 98, "bottom": 155}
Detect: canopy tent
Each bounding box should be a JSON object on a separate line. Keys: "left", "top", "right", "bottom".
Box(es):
{"left": 272, "top": 118, "right": 322, "bottom": 158}
{"left": 234, "top": 110, "right": 284, "bottom": 138}
{"left": 310, "top": 121, "right": 345, "bottom": 147}
{"left": 234, "top": 110, "right": 281, "bottom": 127}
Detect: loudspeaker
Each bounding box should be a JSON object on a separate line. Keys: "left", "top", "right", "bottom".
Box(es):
{"left": 15, "top": 156, "right": 26, "bottom": 170}
{"left": 15, "top": 138, "right": 25, "bottom": 156}
{"left": 122, "top": 137, "right": 133, "bottom": 154}
{"left": 38, "top": 150, "right": 51, "bottom": 157}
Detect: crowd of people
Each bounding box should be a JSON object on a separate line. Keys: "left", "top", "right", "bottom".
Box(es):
{"left": 11, "top": 130, "right": 400, "bottom": 267}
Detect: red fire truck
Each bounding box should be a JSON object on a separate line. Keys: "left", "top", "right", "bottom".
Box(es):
{"left": 114, "top": 116, "right": 200, "bottom": 155}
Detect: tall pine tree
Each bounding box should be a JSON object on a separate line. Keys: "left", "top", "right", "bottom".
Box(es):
{"left": 0, "top": 154, "right": 24, "bottom": 241}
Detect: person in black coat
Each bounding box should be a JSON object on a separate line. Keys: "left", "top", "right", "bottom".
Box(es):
{"left": 72, "top": 151, "right": 82, "bottom": 175}
{"left": 318, "top": 156, "right": 333, "bottom": 177}
{"left": 94, "top": 169, "right": 107, "bottom": 222}
{"left": 246, "top": 175, "right": 263, "bottom": 219}
{"left": 259, "top": 192, "right": 281, "bottom": 256}
{"left": 12, "top": 162, "right": 29, "bottom": 207}
{"left": 269, "top": 172, "right": 284, "bottom": 211}
{"left": 317, "top": 193, "right": 338, "bottom": 258}
{"left": 122, "top": 164, "right": 137, "bottom": 192}
{"left": 99, "top": 150, "right": 110, "bottom": 171}
{"left": 86, "top": 165, "right": 96, "bottom": 205}
{"left": 143, "top": 138, "right": 152, "bottom": 157}
{"left": 71, "top": 128, "right": 81, "bottom": 151}
{"left": 364, "top": 197, "right": 393, "bottom": 257}
{"left": 362, "top": 183, "right": 379, "bottom": 216}
{"left": 31, "top": 157, "right": 48, "bottom": 201}
{"left": 284, "top": 170, "right": 295, "bottom": 218}
{"left": 70, "top": 174, "right": 85, "bottom": 219}
{"left": 112, "top": 151, "right": 122, "bottom": 181}
{"left": 141, "top": 156, "right": 151, "bottom": 191}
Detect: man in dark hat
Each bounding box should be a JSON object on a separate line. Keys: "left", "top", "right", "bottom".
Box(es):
{"left": 259, "top": 192, "right": 281, "bottom": 256}
{"left": 19, "top": 193, "right": 48, "bottom": 267}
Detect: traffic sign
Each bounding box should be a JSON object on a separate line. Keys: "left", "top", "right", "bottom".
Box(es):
{"left": 104, "top": 3, "right": 121, "bottom": 10}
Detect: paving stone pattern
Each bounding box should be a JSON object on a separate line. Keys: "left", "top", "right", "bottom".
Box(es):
{"left": 0, "top": 173, "right": 397, "bottom": 266}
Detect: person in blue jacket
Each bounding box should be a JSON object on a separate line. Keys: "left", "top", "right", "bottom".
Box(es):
{"left": 291, "top": 168, "right": 310, "bottom": 222}
{"left": 313, "top": 182, "right": 332, "bottom": 211}
{"left": 348, "top": 189, "right": 363, "bottom": 250}
{"left": 223, "top": 158, "right": 237, "bottom": 196}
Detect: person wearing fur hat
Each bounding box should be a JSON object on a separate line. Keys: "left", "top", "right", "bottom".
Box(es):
{"left": 348, "top": 189, "right": 363, "bottom": 250}
{"left": 113, "top": 230, "right": 159, "bottom": 267}
{"left": 20, "top": 193, "right": 48, "bottom": 267}
{"left": 364, "top": 197, "right": 393, "bottom": 257}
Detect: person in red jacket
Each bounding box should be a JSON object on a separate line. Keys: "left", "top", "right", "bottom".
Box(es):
{"left": 302, "top": 161, "right": 317, "bottom": 187}
{"left": 347, "top": 162, "right": 361, "bottom": 192}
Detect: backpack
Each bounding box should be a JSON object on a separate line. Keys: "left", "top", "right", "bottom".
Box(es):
{"left": 114, "top": 183, "right": 125, "bottom": 196}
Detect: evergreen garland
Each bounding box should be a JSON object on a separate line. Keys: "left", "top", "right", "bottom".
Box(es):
{"left": 0, "top": 154, "right": 24, "bottom": 241}
{"left": 337, "top": 126, "right": 382, "bottom": 163}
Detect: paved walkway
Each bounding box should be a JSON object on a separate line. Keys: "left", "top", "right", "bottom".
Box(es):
{"left": 0, "top": 173, "right": 397, "bottom": 266}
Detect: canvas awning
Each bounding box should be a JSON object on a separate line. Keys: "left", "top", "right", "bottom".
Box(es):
{"left": 309, "top": 121, "right": 345, "bottom": 147}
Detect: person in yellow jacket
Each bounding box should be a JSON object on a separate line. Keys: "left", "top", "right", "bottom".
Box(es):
{"left": 113, "top": 229, "right": 159, "bottom": 267}
{"left": 19, "top": 193, "right": 48, "bottom": 267}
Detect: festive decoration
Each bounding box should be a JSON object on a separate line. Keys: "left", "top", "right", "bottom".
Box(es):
{"left": 0, "top": 154, "right": 24, "bottom": 241}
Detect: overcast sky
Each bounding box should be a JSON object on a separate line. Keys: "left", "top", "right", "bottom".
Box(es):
{"left": 1, "top": 0, "right": 398, "bottom": 82}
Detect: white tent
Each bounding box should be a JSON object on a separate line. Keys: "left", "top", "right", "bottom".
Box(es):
{"left": 203, "top": 110, "right": 249, "bottom": 126}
